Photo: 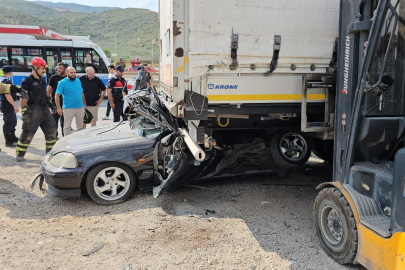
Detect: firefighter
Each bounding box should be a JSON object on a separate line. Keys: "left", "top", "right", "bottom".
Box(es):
{"left": 0, "top": 78, "right": 27, "bottom": 152}
{"left": 0, "top": 66, "right": 19, "bottom": 147}
{"left": 16, "top": 57, "right": 57, "bottom": 162}
{"left": 0, "top": 82, "right": 28, "bottom": 97}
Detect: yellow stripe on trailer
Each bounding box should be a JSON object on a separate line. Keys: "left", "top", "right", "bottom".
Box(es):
{"left": 207, "top": 94, "right": 326, "bottom": 101}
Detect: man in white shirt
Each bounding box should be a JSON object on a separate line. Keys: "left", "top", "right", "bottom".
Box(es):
{"left": 101, "top": 64, "right": 115, "bottom": 120}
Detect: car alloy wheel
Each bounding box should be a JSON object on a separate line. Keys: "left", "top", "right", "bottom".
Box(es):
{"left": 279, "top": 132, "right": 308, "bottom": 161}
{"left": 86, "top": 162, "right": 136, "bottom": 205}
{"left": 93, "top": 167, "right": 130, "bottom": 201}
{"left": 270, "top": 130, "right": 312, "bottom": 167}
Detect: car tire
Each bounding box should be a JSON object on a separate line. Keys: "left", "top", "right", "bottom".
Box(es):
{"left": 314, "top": 187, "right": 358, "bottom": 264}
{"left": 86, "top": 162, "right": 137, "bottom": 205}
{"left": 270, "top": 130, "right": 311, "bottom": 167}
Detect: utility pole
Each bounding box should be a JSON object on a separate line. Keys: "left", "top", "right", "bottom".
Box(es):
{"left": 115, "top": 32, "right": 117, "bottom": 62}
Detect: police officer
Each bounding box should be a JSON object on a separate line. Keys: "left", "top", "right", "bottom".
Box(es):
{"left": 16, "top": 57, "right": 57, "bottom": 162}
{"left": 0, "top": 81, "right": 27, "bottom": 152}
{"left": 0, "top": 66, "right": 19, "bottom": 147}
{"left": 107, "top": 65, "right": 127, "bottom": 122}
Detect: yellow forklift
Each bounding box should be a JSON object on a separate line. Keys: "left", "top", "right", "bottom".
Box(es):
{"left": 314, "top": 0, "right": 405, "bottom": 269}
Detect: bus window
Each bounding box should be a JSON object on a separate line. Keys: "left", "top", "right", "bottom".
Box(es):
{"left": 74, "top": 49, "right": 86, "bottom": 73}
{"left": 61, "top": 49, "right": 73, "bottom": 67}
{"left": 0, "top": 47, "right": 8, "bottom": 67}
{"left": 91, "top": 50, "right": 107, "bottom": 73}
{"left": 11, "top": 47, "right": 43, "bottom": 72}
{"left": 46, "top": 49, "right": 58, "bottom": 79}
{"left": 75, "top": 49, "right": 107, "bottom": 73}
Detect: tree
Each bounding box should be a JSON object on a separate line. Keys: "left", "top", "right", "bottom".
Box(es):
{"left": 103, "top": 49, "right": 112, "bottom": 59}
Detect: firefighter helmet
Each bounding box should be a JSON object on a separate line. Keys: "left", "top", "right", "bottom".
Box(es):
{"left": 31, "top": 57, "right": 48, "bottom": 68}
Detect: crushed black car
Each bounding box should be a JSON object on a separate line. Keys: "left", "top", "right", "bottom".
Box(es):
{"left": 32, "top": 87, "right": 275, "bottom": 205}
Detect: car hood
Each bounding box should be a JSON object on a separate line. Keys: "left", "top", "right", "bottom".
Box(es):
{"left": 50, "top": 122, "right": 155, "bottom": 155}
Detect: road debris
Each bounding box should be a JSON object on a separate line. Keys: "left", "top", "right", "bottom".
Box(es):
{"left": 289, "top": 257, "right": 297, "bottom": 265}
{"left": 82, "top": 243, "right": 104, "bottom": 256}
{"left": 205, "top": 209, "right": 215, "bottom": 215}
{"left": 145, "top": 228, "right": 157, "bottom": 235}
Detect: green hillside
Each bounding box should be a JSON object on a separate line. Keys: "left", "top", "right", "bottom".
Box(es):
{"left": 0, "top": 0, "right": 76, "bottom": 18}
{"left": 32, "top": 1, "right": 119, "bottom": 14}
{"left": 0, "top": 0, "right": 159, "bottom": 61}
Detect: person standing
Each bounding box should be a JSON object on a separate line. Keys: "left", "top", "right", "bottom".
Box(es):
{"left": 16, "top": 58, "right": 57, "bottom": 162}
{"left": 143, "top": 64, "right": 154, "bottom": 87}
{"left": 79, "top": 67, "right": 106, "bottom": 128}
{"left": 101, "top": 64, "right": 115, "bottom": 120}
{"left": 118, "top": 57, "right": 124, "bottom": 67}
{"left": 0, "top": 66, "right": 18, "bottom": 147}
{"left": 135, "top": 57, "right": 141, "bottom": 65}
{"left": 55, "top": 67, "right": 87, "bottom": 136}
{"left": 47, "top": 62, "right": 68, "bottom": 137}
{"left": 130, "top": 58, "right": 136, "bottom": 71}
{"left": 107, "top": 65, "right": 127, "bottom": 123}
{"left": 107, "top": 64, "right": 115, "bottom": 79}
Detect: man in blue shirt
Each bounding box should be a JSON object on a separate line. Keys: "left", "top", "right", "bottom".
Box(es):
{"left": 55, "top": 67, "right": 87, "bottom": 136}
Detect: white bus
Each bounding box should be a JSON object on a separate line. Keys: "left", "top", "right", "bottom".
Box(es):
{"left": 0, "top": 38, "right": 111, "bottom": 86}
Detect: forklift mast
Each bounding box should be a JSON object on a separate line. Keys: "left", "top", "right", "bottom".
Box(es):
{"left": 335, "top": 0, "right": 405, "bottom": 186}
{"left": 335, "top": 0, "right": 374, "bottom": 184}
{"left": 336, "top": 0, "right": 405, "bottom": 226}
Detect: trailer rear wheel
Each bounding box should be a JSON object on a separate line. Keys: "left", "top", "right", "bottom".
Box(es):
{"left": 314, "top": 187, "right": 358, "bottom": 265}
{"left": 270, "top": 130, "right": 311, "bottom": 167}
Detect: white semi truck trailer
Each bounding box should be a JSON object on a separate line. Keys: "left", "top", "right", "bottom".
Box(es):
{"left": 157, "top": 0, "right": 340, "bottom": 167}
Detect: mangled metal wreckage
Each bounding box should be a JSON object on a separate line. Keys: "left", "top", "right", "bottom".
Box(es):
{"left": 124, "top": 88, "right": 272, "bottom": 198}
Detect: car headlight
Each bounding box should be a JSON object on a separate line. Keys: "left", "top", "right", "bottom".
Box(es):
{"left": 50, "top": 152, "right": 78, "bottom": 169}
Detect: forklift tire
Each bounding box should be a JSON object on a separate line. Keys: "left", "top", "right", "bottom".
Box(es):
{"left": 314, "top": 187, "right": 358, "bottom": 265}
{"left": 269, "top": 130, "right": 311, "bottom": 167}
{"left": 311, "top": 140, "right": 334, "bottom": 163}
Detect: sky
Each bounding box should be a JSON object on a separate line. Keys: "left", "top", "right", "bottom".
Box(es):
{"left": 28, "top": 0, "right": 158, "bottom": 11}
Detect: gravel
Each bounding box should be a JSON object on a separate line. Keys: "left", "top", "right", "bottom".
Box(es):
{"left": 0, "top": 103, "right": 365, "bottom": 269}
